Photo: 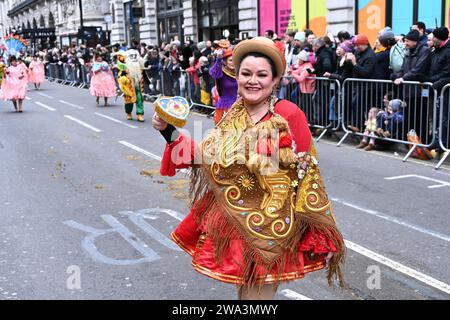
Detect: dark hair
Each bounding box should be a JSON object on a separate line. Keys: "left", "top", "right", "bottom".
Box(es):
{"left": 304, "top": 29, "right": 314, "bottom": 37}
{"left": 238, "top": 52, "right": 278, "bottom": 78}
{"left": 413, "top": 21, "right": 426, "bottom": 32}
{"left": 323, "top": 36, "right": 333, "bottom": 46}
{"left": 337, "top": 30, "right": 351, "bottom": 41}
{"left": 265, "top": 30, "right": 275, "bottom": 37}
{"left": 385, "top": 91, "right": 394, "bottom": 101}
{"left": 9, "top": 56, "right": 17, "bottom": 63}
{"left": 193, "top": 50, "right": 202, "bottom": 60}
{"left": 286, "top": 31, "right": 296, "bottom": 38}
{"left": 379, "top": 37, "right": 397, "bottom": 48}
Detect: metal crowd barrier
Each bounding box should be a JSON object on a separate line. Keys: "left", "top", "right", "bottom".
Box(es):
{"left": 436, "top": 84, "right": 450, "bottom": 169}
{"left": 159, "top": 69, "right": 214, "bottom": 114}
{"left": 284, "top": 76, "right": 341, "bottom": 141}
{"left": 45, "top": 63, "right": 90, "bottom": 89}
{"left": 338, "top": 78, "right": 437, "bottom": 163}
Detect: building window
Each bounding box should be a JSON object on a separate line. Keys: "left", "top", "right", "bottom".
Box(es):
{"left": 198, "top": 0, "right": 239, "bottom": 41}
{"left": 157, "top": 0, "right": 184, "bottom": 43}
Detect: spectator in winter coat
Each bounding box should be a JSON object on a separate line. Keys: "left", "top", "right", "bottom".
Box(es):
{"left": 292, "top": 50, "right": 316, "bottom": 94}
{"left": 412, "top": 21, "right": 428, "bottom": 47}
{"left": 428, "top": 27, "right": 450, "bottom": 151}
{"left": 373, "top": 28, "right": 396, "bottom": 80}
{"left": 312, "top": 38, "right": 335, "bottom": 76}
{"left": 391, "top": 30, "right": 432, "bottom": 143}
{"left": 346, "top": 34, "right": 377, "bottom": 132}
{"left": 428, "top": 27, "right": 450, "bottom": 92}
{"left": 324, "top": 40, "right": 354, "bottom": 125}
{"left": 391, "top": 30, "right": 431, "bottom": 84}
{"left": 348, "top": 34, "right": 376, "bottom": 79}
{"left": 291, "top": 50, "right": 316, "bottom": 110}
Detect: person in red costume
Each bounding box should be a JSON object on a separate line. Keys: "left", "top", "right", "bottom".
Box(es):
{"left": 152, "top": 37, "right": 345, "bottom": 300}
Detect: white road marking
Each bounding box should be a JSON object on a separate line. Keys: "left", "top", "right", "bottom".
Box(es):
{"left": 25, "top": 97, "right": 31, "bottom": 101}
{"left": 385, "top": 174, "right": 450, "bottom": 189}
{"left": 37, "top": 92, "right": 54, "bottom": 99}
{"left": 345, "top": 240, "right": 450, "bottom": 295}
{"left": 35, "top": 101, "right": 56, "bottom": 112}
{"left": 331, "top": 197, "right": 450, "bottom": 243}
{"left": 64, "top": 115, "right": 102, "bottom": 133}
{"left": 118, "top": 141, "right": 162, "bottom": 161}
{"left": 95, "top": 113, "right": 138, "bottom": 129}
{"left": 280, "top": 289, "right": 313, "bottom": 300}
{"left": 161, "top": 207, "right": 450, "bottom": 295}
{"left": 59, "top": 100, "right": 84, "bottom": 110}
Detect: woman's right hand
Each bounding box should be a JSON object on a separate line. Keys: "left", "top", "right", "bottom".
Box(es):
{"left": 152, "top": 113, "right": 168, "bottom": 131}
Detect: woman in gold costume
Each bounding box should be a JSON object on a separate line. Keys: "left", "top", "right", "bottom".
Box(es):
{"left": 152, "top": 37, "right": 345, "bottom": 300}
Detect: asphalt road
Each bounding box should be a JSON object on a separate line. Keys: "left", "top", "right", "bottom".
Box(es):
{"left": 0, "top": 81, "right": 449, "bottom": 300}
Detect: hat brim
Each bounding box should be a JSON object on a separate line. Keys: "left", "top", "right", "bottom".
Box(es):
{"left": 233, "top": 37, "right": 286, "bottom": 78}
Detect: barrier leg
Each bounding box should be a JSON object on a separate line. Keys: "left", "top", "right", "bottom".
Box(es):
{"left": 316, "top": 129, "right": 329, "bottom": 142}
{"left": 435, "top": 151, "right": 450, "bottom": 170}
{"left": 337, "top": 132, "right": 350, "bottom": 147}
{"left": 403, "top": 144, "right": 417, "bottom": 162}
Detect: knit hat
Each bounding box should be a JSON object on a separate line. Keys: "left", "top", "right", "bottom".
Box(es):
{"left": 405, "top": 30, "right": 420, "bottom": 42}
{"left": 339, "top": 40, "right": 354, "bottom": 53}
{"left": 355, "top": 34, "right": 369, "bottom": 45}
{"left": 433, "top": 27, "right": 449, "bottom": 41}
{"left": 390, "top": 99, "right": 406, "bottom": 112}
{"left": 298, "top": 49, "right": 310, "bottom": 62}
{"left": 294, "top": 32, "right": 306, "bottom": 42}
{"left": 378, "top": 27, "right": 395, "bottom": 42}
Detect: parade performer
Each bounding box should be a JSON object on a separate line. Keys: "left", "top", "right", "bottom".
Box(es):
{"left": 121, "top": 49, "right": 145, "bottom": 122}
{"left": 210, "top": 43, "right": 238, "bottom": 125}
{"left": 28, "top": 54, "right": 45, "bottom": 90}
{"left": 0, "top": 56, "right": 5, "bottom": 88}
{"left": 89, "top": 53, "right": 117, "bottom": 106}
{"left": 116, "top": 53, "right": 137, "bottom": 121}
{"left": 0, "top": 56, "right": 28, "bottom": 112}
{"left": 152, "top": 37, "right": 345, "bottom": 300}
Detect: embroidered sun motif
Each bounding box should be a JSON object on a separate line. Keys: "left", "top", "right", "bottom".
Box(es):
{"left": 237, "top": 174, "right": 256, "bottom": 191}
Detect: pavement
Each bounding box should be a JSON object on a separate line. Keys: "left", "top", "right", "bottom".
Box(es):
{"left": 0, "top": 81, "right": 449, "bottom": 300}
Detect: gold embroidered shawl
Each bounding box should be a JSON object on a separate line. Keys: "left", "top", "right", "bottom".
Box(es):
{"left": 189, "top": 98, "right": 345, "bottom": 287}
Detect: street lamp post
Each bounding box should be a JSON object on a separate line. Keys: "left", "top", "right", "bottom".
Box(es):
{"left": 79, "top": 0, "right": 84, "bottom": 44}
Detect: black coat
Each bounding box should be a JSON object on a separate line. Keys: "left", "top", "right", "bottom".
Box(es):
{"left": 391, "top": 43, "right": 431, "bottom": 82}
{"left": 428, "top": 40, "right": 450, "bottom": 91}
{"left": 373, "top": 49, "right": 391, "bottom": 80}
{"left": 352, "top": 47, "right": 376, "bottom": 79}
{"left": 314, "top": 46, "right": 335, "bottom": 76}
{"left": 329, "top": 57, "right": 354, "bottom": 83}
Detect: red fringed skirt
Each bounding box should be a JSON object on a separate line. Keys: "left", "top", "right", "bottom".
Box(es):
{"left": 171, "top": 206, "right": 336, "bottom": 285}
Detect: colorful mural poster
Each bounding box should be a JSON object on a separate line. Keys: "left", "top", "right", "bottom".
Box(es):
{"left": 259, "top": 0, "right": 276, "bottom": 36}
{"left": 308, "top": 0, "right": 327, "bottom": 36}
{"left": 258, "top": 0, "right": 325, "bottom": 37}
{"left": 358, "top": 0, "right": 386, "bottom": 46}
{"left": 446, "top": 0, "right": 450, "bottom": 28}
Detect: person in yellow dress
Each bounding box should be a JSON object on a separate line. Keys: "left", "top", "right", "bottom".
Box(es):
{"left": 0, "top": 56, "right": 6, "bottom": 88}
{"left": 115, "top": 53, "right": 139, "bottom": 121}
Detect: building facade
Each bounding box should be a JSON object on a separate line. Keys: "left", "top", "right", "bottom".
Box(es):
{"left": 3, "top": 0, "right": 110, "bottom": 49}
{"left": 2, "top": 0, "right": 450, "bottom": 48}
{"left": 107, "top": 0, "right": 259, "bottom": 46}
